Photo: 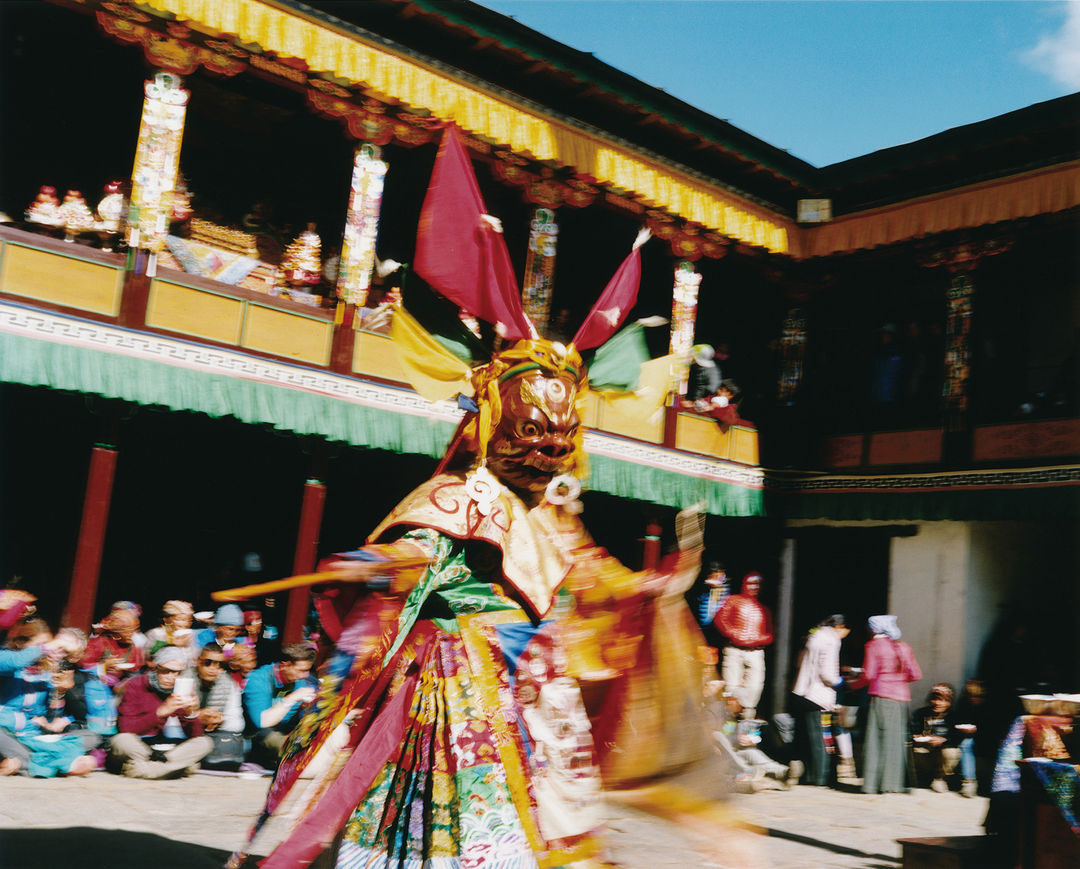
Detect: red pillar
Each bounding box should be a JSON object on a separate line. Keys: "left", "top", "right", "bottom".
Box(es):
{"left": 329, "top": 303, "right": 357, "bottom": 375}
{"left": 640, "top": 519, "right": 662, "bottom": 571}
{"left": 65, "top": 445, "right": 118, "bottom": 633}
{"left": 282, "top": 479, "right": 326, "bottom": 643}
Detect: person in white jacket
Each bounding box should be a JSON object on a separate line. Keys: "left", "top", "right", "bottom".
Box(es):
{"left": 791, "top": 614, "right": 850, "bottom": 786}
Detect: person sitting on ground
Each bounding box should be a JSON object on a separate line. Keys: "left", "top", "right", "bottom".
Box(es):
{"left": 185, "top": 643, "right": 246, "bottom": 770}
{"left": 145, "top": 600, "right": 196, "bottom": 664}
{"left": 228, "top": 644, "right": 258, "bottom": 685}
{"left": 108, "top": 646, "right": 212, "bottom": 779}
{"left": 83, "top": 607, "right": 145, "bottom": 687}
{"left": 0, "top": 624, "right": 96, "bottom": 778}
{"left": 46, "top": 660, "right": 103, "bottom": 749}
{"left": 243, "top": 643, "right": 317, "bottom": 769}
{"left": 192, "top": 604, "right": 245, "bottom": 657}
{"left": 0, "top": 627, "right": 84, "bottom": 776}
{"left": 714, "top": 693, "right": 791, "bottom": 791}
{"left": 911, "top": 682, "right": 962, "bottom": 793}
{"left": 240, "top": 608, "right": 281, "bottom": 666}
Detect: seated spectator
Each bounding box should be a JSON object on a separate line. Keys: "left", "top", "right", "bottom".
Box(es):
{"left": 697, "top": 379, "right": 752, "bottom": 429}
{"left": 108, "top": 646, "right": 212, "bottom": 779}
{"left": 713, "top": 694, "right": 792, "bottom": 791}
{"left": 0, "top": 626, "right": 95, "bottom": 777}
{"left": 0, "top": 590, "right": 36, "bottom": 634}
{"left": 108, "top": 601, "right": 148, "bottom": 654}
{"left": 241, "top": 609, "right": 281, "bottom": 667}
{"left": 228, "top": 645, "right": 258, "bottom": 684}
{"left": 44, "top": 659, "right": 107, "bottom": 767}
{"left": 186, "top": 644, "right": 246, "bottom": 770}
{"left": 911, "top": 682, "right": 961, "bottom": 792}
{"left": 145, "top": 600, "right": 196, "bottom": 664}
{"left": 243, "top": 643, "right": 317, "bottom": 769}
{"left": 58, "top": 627, "right": 117, "bottom": 741}
{"left": 193, "top": 604, "right": 245, "bottom": 657}
{"left": 84, "top": 608, "right": 145, "bottom": 687}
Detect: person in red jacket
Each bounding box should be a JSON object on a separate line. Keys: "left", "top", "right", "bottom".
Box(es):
{"left": 714, "top": 572, "right": 774, "bottom": 719}
{"left": 107, "top": 646, "right": 212, "bottom": 779}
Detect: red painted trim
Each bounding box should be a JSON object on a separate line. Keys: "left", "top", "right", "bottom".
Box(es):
{"left": 64, "top": 445, "right": 118, "bottom": 633}
{"left": 329, "top": 303, "right": 357, "bottom": 375}
{"left": 283, "top": 480, "right": 327, "bottom": 643}
{"left": 641, "top": 520, "right": 662, "bottom": 570}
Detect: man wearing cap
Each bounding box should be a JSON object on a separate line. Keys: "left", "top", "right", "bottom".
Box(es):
{"left": 715, "top": 572, "right": 774, "bottom": 719}
{"left": 193, "top": 604, "right": 245, "bottom": 654}
{"left": 108, "top": 647, "right": 213, "bottom": 779}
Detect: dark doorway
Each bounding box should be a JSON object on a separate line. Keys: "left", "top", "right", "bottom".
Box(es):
{"left": 791, "top": 527, "right": 895, "bottom": 671}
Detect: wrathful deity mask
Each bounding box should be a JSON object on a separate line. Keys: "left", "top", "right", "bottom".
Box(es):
{"left": 489, "top": 369, "right": 581, "bottom": 494}
{"left": 462, "top": 340, "right": 587, "bottom": 498}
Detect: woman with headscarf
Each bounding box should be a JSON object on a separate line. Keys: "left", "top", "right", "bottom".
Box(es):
{"left": 849, "top": 615, "right": 922, "bottom": 794}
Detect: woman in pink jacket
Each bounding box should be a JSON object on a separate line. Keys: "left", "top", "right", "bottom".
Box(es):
{"left": 849, "top": 615, "right": 922, "bottom": 794}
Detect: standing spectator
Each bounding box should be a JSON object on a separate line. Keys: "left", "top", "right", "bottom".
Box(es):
{"left": 791, "top": 614, "right": 849, "bottom": 787}
{"left": 187, "top": 644, "right": 245, "bottom": 770}
{"left": 108, "top": 647, "right": 212, "bottom": 779}
{"left": 911, "top": 682, "right": 960, "bottom": 792}
{"left": 688, "top": 344, "right": 722, "bottom": 401}
{"left": 145, "top": 600, "right": 196, "bottom": 663}
{"left": 243, "top": 643, "right": 317, "bottom": 769}
{"left": 193, "top": 604, "right": 245, "bottom": 655}
{"left": 715, "top": 572, "right": 774, "bottom": 719}
{"left": 694, "top": 562, "right": 729, "bottom": 647}
{"left": 83, "top": 608, "right": 145, "bottom": 687}
{"left": 849, "top": 615, "right": 922, "bottom": 794}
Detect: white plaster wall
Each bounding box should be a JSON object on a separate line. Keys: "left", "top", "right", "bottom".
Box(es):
{"left": 889, "top": 522, "right": 971, "bottom": 704}
{"left": 785, "top": 517, "right": 1077, "bottom": 699}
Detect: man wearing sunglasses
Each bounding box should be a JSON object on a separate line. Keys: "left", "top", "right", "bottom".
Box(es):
{"left": 108, "top": 646, "right": 213, "bottom": 779}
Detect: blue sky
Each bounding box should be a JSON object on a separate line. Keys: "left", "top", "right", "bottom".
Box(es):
{"left": 475, "top": 1, "right": 1080, "bottom": 166}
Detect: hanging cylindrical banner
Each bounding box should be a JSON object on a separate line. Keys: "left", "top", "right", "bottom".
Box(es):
{"left": 777, "top": 306, "right": 807, "bottom": 402}
{"left": 669, "top": 261, "right": 702, "bottom": 394}
{"left": 521, "top": 207, "right": 559, "bottom": 336}
{"left": 127, "top": 72, "right": 189, "bottom": 255}
{"left": 943, "top": 273, "right": 974, "bottom": 416}
{"left": 337, "top": 143, "right": 388, "bottom": 307}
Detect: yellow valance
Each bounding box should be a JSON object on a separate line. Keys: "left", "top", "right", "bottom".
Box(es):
{"left": 793, "top": 162, "right": 1080, "bottom": 259}
{"left": 141, "top": 0, "right": 792, "bottom": 254}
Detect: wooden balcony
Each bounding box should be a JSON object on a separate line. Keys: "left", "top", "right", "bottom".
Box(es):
{"left": 0, "top": 224, "right": 759, "bottom": 471}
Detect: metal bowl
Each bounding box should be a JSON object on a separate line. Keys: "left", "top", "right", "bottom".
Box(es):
{"left": 1050, "top": 694, "right": 1080, "bottom": 717}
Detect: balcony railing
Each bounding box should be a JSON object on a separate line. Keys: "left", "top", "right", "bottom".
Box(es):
{"left": 0, "top": 224, "right": 759, "bottom": 468}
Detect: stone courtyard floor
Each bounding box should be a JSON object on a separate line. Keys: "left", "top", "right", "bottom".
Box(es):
{"left": 0, "top": 772, "right": 989, "bottom": 868}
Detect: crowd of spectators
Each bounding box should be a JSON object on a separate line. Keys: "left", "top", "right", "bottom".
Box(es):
{"left": 0, "top": 590, "right": 316, "bottom": 780}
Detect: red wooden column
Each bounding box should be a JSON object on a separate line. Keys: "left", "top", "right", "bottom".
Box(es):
{"left": 64, "top": 444, "right": 119, "bottom": 633}
{"left": 329, "top": 303, "right": 358, "bottom": 375}
{"left": 282, "top": 478, "right": 327, "bottom": 643}
{"left": 640, "top": 518, "right": 662, "bottom": 571}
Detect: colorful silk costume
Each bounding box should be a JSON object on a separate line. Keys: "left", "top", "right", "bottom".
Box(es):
{"left": 220, "top": 124, "right": 720, "bottom": 869}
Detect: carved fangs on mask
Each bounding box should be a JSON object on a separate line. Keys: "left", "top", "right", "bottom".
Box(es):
{"left": 488, "top": 369, "right": 581, "bottom": 495}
